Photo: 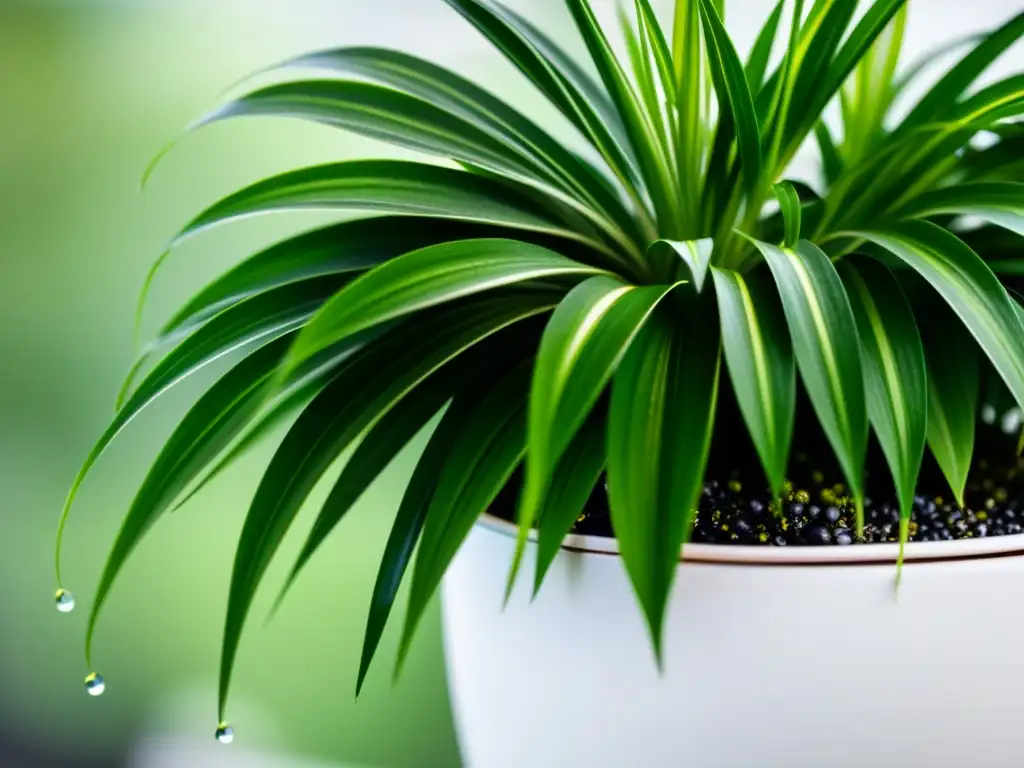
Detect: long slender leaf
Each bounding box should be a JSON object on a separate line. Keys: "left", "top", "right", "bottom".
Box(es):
{"left": 355, "top": 387, "right": 480, "bottom": 696}
{"left": 566, "top": 0, "right": 678, "bottom": 231}
{"left": 53, "top": 277, "right": 346, "bottom": 586}
{"left": 84, "top": 336, "right": 295, "bottom": 666}
{"left": 508, "top": 275, "right": 678, "bottom": 593}
{"left": 849, "top": 222, "right": 1024, "bottom": 413}
{"left": 216, "top": 292, "right": 555, "bottom": 719}
{"left": 276, "top": 319, "right": 542, "bottom": 609}
{"left": 698, "top": 0, "right": 761, "bottom": 191}
{"left": 532, "top": 407, "right": 607, "bottom": 593}
{"left": 607, "top": 298, "right": 720, "bottom": 662}
{"left": 838, "top": 258, "right": 926, "bottom": 528}
{"left": 226, "top": 47, "right": 632, "bottom": 216}
{"left": 397, "top": 359, "right": 532, "bottom": 672}
{"left": 923, "top": 320, "right": 979, "bottom": 506}
{"left": 814, "top": 121, "right": 843, "bottom": 185}
{"left": 712, "top": 266, "right": 795, "bottom": 496}
{"left": 440, "top": 0, "right": 644, "bottom": 198}
{"left": 892, "top": 182, "right": 1024, "bottom": 237}
{"left": 173, "top": 160, "right": 619, "bottom": 264}
{"left": 898, "top": 12, "right": 1024, "bottom": 134}
{"left": 277, "top": 238, "right": 603, "bottom": 380}
{"left": 744, "top": 0, "right": 785, "bottom": 92}
{"left": 748, "top": 237, "right": 868, "bottom": 529}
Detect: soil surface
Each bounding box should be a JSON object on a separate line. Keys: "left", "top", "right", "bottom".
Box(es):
{"left": 493, "top": 420, "right": 1024, "bottom": 546}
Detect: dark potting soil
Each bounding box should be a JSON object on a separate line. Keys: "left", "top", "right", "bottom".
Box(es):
{"left": 491, "top": 418, "right": 1024, "bottom": 546}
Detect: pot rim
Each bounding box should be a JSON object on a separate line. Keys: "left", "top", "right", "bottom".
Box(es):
{"left": 478, "top": 513, "right": 1024, "bottom": 566}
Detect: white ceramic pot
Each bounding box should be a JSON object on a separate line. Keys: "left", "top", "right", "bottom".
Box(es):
{"left": 442, "top": 515, "right": 1024, "bottom": 768}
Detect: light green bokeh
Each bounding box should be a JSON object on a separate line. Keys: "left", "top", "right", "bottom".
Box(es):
{"left": 0, "top": 5, "right": 474, "bottom": 766}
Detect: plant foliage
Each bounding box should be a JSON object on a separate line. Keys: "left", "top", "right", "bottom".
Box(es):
{"left": 57, "top": 0, "right": 1024, "bottom": 724}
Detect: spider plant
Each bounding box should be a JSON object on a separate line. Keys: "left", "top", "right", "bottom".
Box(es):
{"left": 55, "top": 0, "right": 1023, "bottom": 734}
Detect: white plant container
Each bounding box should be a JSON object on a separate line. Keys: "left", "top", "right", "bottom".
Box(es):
{"left": 443, "top": 515, "right": 1024, "bottom": 768}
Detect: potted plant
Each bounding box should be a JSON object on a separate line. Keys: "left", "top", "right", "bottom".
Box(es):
{"left": 54, "top": 0, "right": 1024, "bottom": 764}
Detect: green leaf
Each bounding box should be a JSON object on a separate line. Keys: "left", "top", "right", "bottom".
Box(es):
{"left": 440, "top": 0, "right": 644, "bottom": 199}
{"left": 532, "top": 408, "right": 607, "bottom": 594}
{"left": 711, "top": 267, "right": 795, "bottom": 496}
{"left": 508, "top": 276, "right": 679, "bottom": 595}
{"left": 747, "top": 237, "right": 868, "bottom": 529}
{"left": 565, "top": 0, "right": 677, "bottom": 231}
{"left": 355, "top": 390, "right": 475, "bottom": 696}
{"left": 898, "top": 12, "right": 1024, "bottom": 134}
{"left": 647, "top": 238, "right": 714, "bottom": 290}
{"left": 893, "top": 182, "right": 1024, "bottom": 238}
{"left": 84, "top": 336, "right": 295, "bottom": 666}
{"left": 923, "top": 320, "right": 979, "bottom": 506}
{"left": 773, "top": 181, "right": 802, "bottom": 247}
{"left": 252, "top": 46, "right": 643, "bottom": 245}
{"left": 782, "top": 0, "right": 908, "bottom": 168}
{"left": 607, "top": 298, "right": 720, "bottom": 662}
{"left": 838, "top": 258, "right": 926, "bottom": 524}
{"left": 744, "top": 0, "right": 785, "bottom": 92}
{"left": 128, "top": 217, "right": 509, "bottom": 405}
{"left": 278, "top": 239, "right": 604, "bottom": 380}
{"left": 275, "top": 319, "right": 542, "bottom": 610}
{"left": 697, "top": 0, "right": 761, "bottom": 191}
{"left": 53, "top": 277, "right": 345, "bottom": 586}
{"left": 216, "top": 292, "right": 555, "bottom": 719}
{"left": 397, "top": 359, "right": 532, "bottom": 672}
{"left": 849, "top": 222, "right": 1024, "bottom": 413}
{"left": 814, "top": 121, "right": 843, "bottom": 185}
{"left": 173, "top": 159, "right": 618, "bottom": 263}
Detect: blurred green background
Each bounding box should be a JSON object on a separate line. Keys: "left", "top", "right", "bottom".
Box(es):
{"left": 1, "top": 1, "right": 1017, "bottom": 766}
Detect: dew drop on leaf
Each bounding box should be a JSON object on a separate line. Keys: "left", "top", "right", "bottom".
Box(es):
{"left": 84, "top": 673, "right": 105, "bottom": 697}
{"left": 55, "top": 589, "right": 75, "bottom": 614}
{"left": 215, "top": 722, "right": 234, "bottom": 744}
{"left": 981, "top": 404, "right": 997, "bottom": 424}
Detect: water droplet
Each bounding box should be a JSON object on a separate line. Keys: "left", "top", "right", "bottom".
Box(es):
{"left": 84, "top": 672, "right": 105, "bottom": 697}
{"left": 1001, "top": 408, "right": 1023, "bottom": 435}
{"left": 215, "top": 722, "right": 234, "bottom": 744}
{"left": 981, "top": 404, "right": 997, "bottom": 425}
{"left": 55, "top": 589, "right": 75, "bottom": 613}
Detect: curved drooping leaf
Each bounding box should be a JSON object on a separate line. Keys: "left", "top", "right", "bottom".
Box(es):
{"left": 509, "top": 275, "right": 679, "bottom": 594}
{"left": 276, "top": 318, "right": 543, "bottom": 610}
{"left": 748, "top": 237, "right": 868, "bottom": 530}
{"left": 773, "top": 181, "right": 802, "bottom": 246}
{"left": 698, "top": 0, "right": 761, "bottom": 192}
{"left": 355, "top": 386, "right": 483, "bottom": 695}
{"left": 397, "top": 359, "right": 533, "bottom": 672}
{"left": 127, "top": 216, "right": 500, "bottom": 405}
{"left": 712, "top": 266, "right": 795, "bottom": 496}
{"left": 84, "top": 336, "right": 296, "bottom": 665}
{"left": 53, "top": 277, "right": 346, "bottom": 585}
{"left": 838, "top": 258, "right": 926, "bottom": 527}
{"left": 922, "top": 319, "right": 980, "bottom": 506}
{"left": 647, "top": 238, "right": 713, "bottom": 289}
{"left": 243, "top": 46, "right": 642, "bottom": 244}
{"left": 173, "top": 159, "right": 615, "bottom": 259}
{"left": 892, "top": 182, "right": 1024, "bottom": 237}
{"left": 277, "top": 238, "right": 604, "bottom": 380}
{"left": 216, "top": 292, "right": 556, "bottom": 719}
{"left": 607, "top": 297, "right": 720, "bottom": 662}
{"left": 850, "top": 222, "right": 1024, "bottom": 413}
{"left": 532, "top": 407, "right": 607, "bottom": 594}
{"left": 440, "top": 0, "right": 642, "bottom": 194}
